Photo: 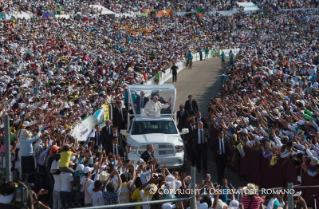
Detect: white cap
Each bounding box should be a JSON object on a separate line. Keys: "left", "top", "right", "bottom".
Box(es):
{"left": 75, "top": 164, "right": 85, "bottom": 173}
{"left": 83, "top": 166, "right": 94, "bottom": 174}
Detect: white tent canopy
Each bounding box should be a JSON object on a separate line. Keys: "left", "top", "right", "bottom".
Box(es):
{"left": 89, "top": 5, "right": 116, "bottom": 17}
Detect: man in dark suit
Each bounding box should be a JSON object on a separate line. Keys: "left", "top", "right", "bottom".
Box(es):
{"left": 195, "top": 111, "right": 208, "bottom": 129}
{"left": 106, "top": 137, "right": 124, "bottom": 157}
{"left": 108, "top": 126, "right": 126, "bottom": 148}
{"left": 212, "top": 131, "right": 231, "bottom": 184}
{"left": 184, "top": 95, "right": 199, "bottom": 115}
{"left": 85, "top": 125, "right": 102, "bottom": 149}
{"left": 177, "top": 104, "right": 189, "bottom": 130}
{"left": 186, "top": 117, "right": 196, "bottom": 164}
{"left": 101, "top": 120, "right": 112, "bottom": 148}
{"left": 134, "top": 91, "right": 149, "bottom": 114}
{"left": 113, "top": 101, "right": 127, "bottom": 130}
{"left": 192, "top": 122, "right": 210, "bottom": 178}
{"left": 140, "top": 144, "right": 159, "bottom": 167}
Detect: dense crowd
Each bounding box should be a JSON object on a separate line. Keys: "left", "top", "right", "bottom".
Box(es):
{"left": 1, "top": 0, "right": 319, "bottom": 17}
{"left": 0, "top": 0, "right": 318, "bottom": 208}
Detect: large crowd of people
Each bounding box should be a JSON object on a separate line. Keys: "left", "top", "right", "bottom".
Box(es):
{"left": 0, "top": 0, "right": 319, "bottom": 208}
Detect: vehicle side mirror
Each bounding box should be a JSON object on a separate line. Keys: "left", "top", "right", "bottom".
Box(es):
{"left": 180, "top": 128, "right": 189, "bottom": 135}
{"left": 120, "top": 129, "right": 126, "bottom": 136}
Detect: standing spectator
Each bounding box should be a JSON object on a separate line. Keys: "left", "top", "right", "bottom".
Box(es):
{"left": 192, "top": 122, "right": 210, "bottom": 177}
{"left": 131, "top": 177, "right": 143, "bottom": 208}
{"left": 230, "top": 52, "right": 235, "bottom": 65}
{"left": 60, "top": 161, "right": 75, "bottom": 209}
{"left": 119, "top": 173, "right": 133, "bottom": 204}
{"left": 205, "top": 48, "right": 209, "bottom": 60}
{"left": 80, "top": 166, "right": 94, "bottom": 207}
{"left": 184, "top": 95, "right": 199, "bottom": 115}
{"left": 74, "top": 164, "right": 85, "bottom": 206}
{"left": 170, "top": 63, "right": 178, "bottom": 82}
{"left": 59, "top": 144, "right": 78, "bottom": 174}
{"left": 19, "top": 124, "right": 41, "bottom": 183}
{"left": 34, "top": 136, "right": 52, "bottom": 193}
{"left": 198, "top": 48, "right": 203, "bottom": 61}
{"left": 92, "top": 180, "right": 105, "bottom": 206}
{"left": 240, "top": 183, "right": 265, "bottom": 209}
{"left": 212, "top": 131, "right": 231, "bottom": 183}
{"left": 220, "top": 51, "right": 226, "bottom": 68}
{"left": 188, "top": 51, "right": 193, "bottom": 69}
{"left": 51, "top": 157, "right": 61, "bottom": 209}
{"left": 103, "top": 169, "right": 123, "bottom": 205}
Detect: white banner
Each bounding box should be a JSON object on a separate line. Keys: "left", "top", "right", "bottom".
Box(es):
{"left": 221, "top": 48, "right": 240, "bottom": 56}
{"left": 71, "top": 115, "right": 98, "bottom": 141}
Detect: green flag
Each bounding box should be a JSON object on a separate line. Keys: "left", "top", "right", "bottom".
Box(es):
{"left": 196, "top": 8, "right": 204, "bottom": 13}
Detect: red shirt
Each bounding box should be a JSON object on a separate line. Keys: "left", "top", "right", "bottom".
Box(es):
{"left": 241, "top": 196, "right": 264, "bottom": 209}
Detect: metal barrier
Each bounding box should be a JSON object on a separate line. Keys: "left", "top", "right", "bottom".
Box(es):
{"left": 73, "top": 197, "right": 191, "bottom": 209}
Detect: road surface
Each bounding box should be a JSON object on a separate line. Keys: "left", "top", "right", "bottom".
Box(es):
{"left": 165, "top": 58, "right": 247, "bottom": 187}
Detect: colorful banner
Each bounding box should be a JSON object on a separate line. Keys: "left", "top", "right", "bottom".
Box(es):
{"left": 71, "top": 104, "right": 111, "bottom": 141}
{"left": 71, "top": 115, "right": 98, "bottom": 141}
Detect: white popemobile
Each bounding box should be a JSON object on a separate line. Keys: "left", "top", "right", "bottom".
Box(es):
{"left": 120, "top": 84, "right": 189, "bottom": 169}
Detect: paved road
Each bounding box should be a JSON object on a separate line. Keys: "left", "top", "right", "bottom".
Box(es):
{"left": 165, "top": 58, "right": 248, "bottom": 187}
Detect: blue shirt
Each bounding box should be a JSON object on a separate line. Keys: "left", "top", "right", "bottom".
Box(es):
{"left": 103, "top": 187, "right": 121, "bottom": 205}
{"left": 19, "top": 132, "right": 41, "bottom": 156}
{"left": 221, "top": 53, "right": 226, "bottom": 61}
{"left": 188, "top": 53, "right": 193, "bottom": 60}
{"left": 230, "top": 55, "right": 234, "bottom": 62}
{"left": 220, "top": 186, "right": 228, "bottom": 203}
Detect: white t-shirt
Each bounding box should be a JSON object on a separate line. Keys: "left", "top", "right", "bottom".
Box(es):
{"left": 60, "top": 172, "right": 74, "bottom": 192}
{"left": 186, "top": 201, "right": 208, "bottom": 209}
{"left": 140, "top": 189, "right": 151, "bottom": 209}
{"left": 92, "top": 191, "right": 104, "bottom": 206}
{"left": 80, "top": 177, "right": 93, "bottom": 204}
{"left": 52, "top": 174, "right": 62, "bottom": 192}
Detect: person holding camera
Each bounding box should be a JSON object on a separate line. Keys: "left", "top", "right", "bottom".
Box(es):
{"left": 0, "top": 180, "right": 48, "bottom": 209}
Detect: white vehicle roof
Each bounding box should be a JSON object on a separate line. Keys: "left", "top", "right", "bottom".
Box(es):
{"left": 133, "top": 117, "right": 173, "bottom": 121}
{"left": 128, "top": 84, "right": 176, "bottom": 118}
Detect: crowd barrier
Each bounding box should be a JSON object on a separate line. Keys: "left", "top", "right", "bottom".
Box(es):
{"left": 238, "top": 147, "right": 319, "bottom": 206}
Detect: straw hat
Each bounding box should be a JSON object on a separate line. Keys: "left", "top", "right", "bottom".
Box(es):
{"left": 20, "top": 129, "right": 32, "bottom": 139}
{"left": 243, "top": 183, "right": 258, "bottom": 195}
